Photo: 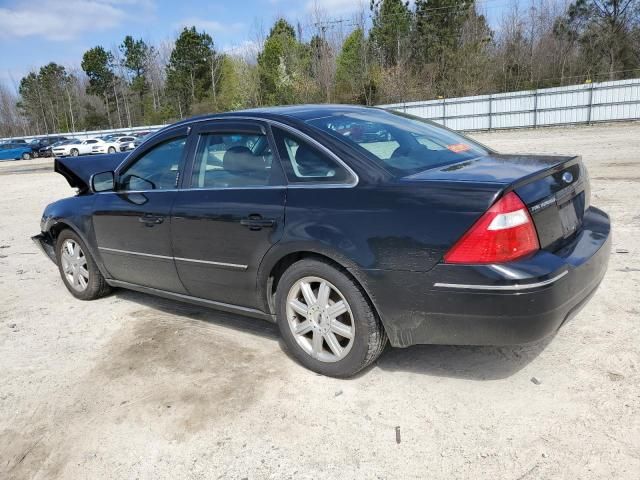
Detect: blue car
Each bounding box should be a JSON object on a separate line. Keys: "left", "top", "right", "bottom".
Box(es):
{"left": 0, "top": 142, "right": 34, "bottom": 161}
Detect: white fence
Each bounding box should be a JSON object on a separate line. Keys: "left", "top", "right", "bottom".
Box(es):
{"left": 379, "top": 78, "right": 640, "bottom": 131}
{"left": 3, "top": 78, "right": 640, "bottom": 142}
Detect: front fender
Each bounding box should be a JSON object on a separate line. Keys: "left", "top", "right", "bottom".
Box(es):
{"left": 38, "top": 195, "right": 111, "bottom": 279}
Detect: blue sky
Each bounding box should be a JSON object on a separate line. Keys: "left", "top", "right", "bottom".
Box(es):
{"left": 0, "top": 0, "right": 513, "bottom": 88}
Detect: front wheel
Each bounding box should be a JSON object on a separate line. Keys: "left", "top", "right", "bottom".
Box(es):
{"left": 56, "top": 230, "right": 111, "bottom": 300}
{"left": 108, "top": 146, "right": 116, "bottom": 154}
{"left": 275, "top": 259, "right": 387, "bottom": 377}
{"left": 70, "top": 149, "right": 79, "bottom": 157}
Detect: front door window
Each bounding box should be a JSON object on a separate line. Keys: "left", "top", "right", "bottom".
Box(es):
{"left": 119, "top": 137, "right": 187, "bottom": 191}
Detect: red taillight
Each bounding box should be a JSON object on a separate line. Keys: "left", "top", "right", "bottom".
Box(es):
{"left": 444, "top": 192, "right": 539, "bottom": 264}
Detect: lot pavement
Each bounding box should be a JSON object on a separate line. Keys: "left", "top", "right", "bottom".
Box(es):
{"left": 1, "top": 123, "right": 639, "bottom": 479}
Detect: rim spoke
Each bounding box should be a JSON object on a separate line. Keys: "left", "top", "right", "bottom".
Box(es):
{"left": 294, "top": 320, "right": 312, "bottom": 335}
{"left": 331, "top": 319, "right": 353, "bottom": 339}
{"left": 286, "top": 276, "right": 355, "bottom": 364}
{"left": 316, "top": 281, "right": 331, "bottom": 307}
{"left": 324, "top": 332, "right": 343, "bottom": 357}
{"left": 311, "top": 330, "right": 323, "bottom": 358}
{"left": 327, "top": 300, "right": 347, "bottom": 319}
{"left": 289, "top": 299, "right": 309, "bottom": 317}
{"left": 62, "top": 240, "right": 89, "bottom": 292}
{"left": 300, "top": 281, "right": 316, "bottom": 306}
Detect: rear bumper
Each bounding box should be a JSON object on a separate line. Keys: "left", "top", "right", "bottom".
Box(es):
{"left": 365, "top": 206, "right": 611, "bottom": 347}
{"left": 32, "top": 232, "right": 57, "bottom": 263}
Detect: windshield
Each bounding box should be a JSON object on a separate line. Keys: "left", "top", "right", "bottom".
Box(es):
{"left": 306, "top": 108, "right": 490, "bottom": 176}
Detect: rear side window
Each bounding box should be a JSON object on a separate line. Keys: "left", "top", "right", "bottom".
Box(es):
{"left": 190, "top": 133, "right": 274, "bottom": 189}
{"left": 272, "top": 128, "right": 354, "bottom": 184}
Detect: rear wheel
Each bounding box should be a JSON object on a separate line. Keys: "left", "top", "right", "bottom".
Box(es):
{"left": 275, "top": 259, "right": 387, "bottom": 377}
{"left": 56, "top": 230, "right": 111, "bottom": 300}
{"left": 21, "top": 152, "right": 31, "bottom": 160}
{"left": 70, "top": 148, "right": 79, "bottom": 157}
{"left": 108, "top": 146, "right": 116, "bottom": 154}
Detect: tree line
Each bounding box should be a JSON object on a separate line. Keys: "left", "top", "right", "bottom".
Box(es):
{"left": 1, "top": 0, "right": 639, "bottom": 138}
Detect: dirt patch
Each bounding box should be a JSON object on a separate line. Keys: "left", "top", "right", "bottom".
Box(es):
{"left": 603, "top": 162, "right": 639, "bottom": 167}
{"left": 2, "top": 310, "right": 285, "bottom": 479}
{"left": 0, "top": 166, "right": 53, "bottom": 176}
{"left": 592, "top": 176, "right": 640, "bottom": 181}
{"left": 94, "top": 311, "right": 283, "bottom": 436}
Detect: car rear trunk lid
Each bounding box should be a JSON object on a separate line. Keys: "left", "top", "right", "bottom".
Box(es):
{"left": 513, "top": 156, "right": 589, "bottom": 250}
{"left": 405, "top": 153, "right": 590, "bottom": 251}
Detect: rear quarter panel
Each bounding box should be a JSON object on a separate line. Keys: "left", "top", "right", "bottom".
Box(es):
{"left": 278, "top": 181, "right": 502, "bottom": 272}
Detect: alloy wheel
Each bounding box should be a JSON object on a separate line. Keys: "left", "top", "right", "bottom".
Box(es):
{"left": 60, "top": 239, "right": 89, "bottom": 292}
{"left": 286, "top": 276, "right": 355, "bottom": 362}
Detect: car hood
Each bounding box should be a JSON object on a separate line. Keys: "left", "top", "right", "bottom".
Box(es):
{"left": 55, "top": 152, "right": 127, "bottom": 191}
{"left": 404, "top": 154, "right": 578, "bottom": 186}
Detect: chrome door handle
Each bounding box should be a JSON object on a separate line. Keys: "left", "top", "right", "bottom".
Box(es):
{"left": 240, "top": 214, "right": 275, "bottom": 230}
{"left": 139, "top": 214, "right": 164, "bottom": 226}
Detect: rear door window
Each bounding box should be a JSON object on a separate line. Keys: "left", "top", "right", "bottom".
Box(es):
{"left": 190, "top": 132, "right": 275, "bottom": 189}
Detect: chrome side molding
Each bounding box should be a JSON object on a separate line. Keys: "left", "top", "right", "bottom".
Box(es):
{"left": 433, "top": 270, "right": 568, "bottom": 291}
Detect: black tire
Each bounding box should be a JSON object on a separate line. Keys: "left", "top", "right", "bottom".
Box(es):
{"left": 55, "top": 229, "right": 111, "bottom": 300}
{"left": 275, "top": 259, "right": 387, "bottom": 377}
{"left": 108, "top": 146, "right": 116, "bottom": 154}
{"left": 70, "top": 148, "right": 79, "bottom": 157}
{"left": 21, "top": 152, "right": 31, "bottom": 160}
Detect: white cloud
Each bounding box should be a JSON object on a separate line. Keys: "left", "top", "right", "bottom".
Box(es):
{"left": 0, "top": 0, "right": 151, "bottom": 41}
{"left": 304, "top": 0, "right": 367, "bottom": 16}
{"left": 173, "top": 18, "right": 245, "bottom": 35}
{"left": 222, "top": 40, "right": 262, "bottom": 61}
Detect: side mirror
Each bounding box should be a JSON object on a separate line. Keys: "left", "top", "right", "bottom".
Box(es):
{"left": 91, "top": 171, "right": 115, "bottom": 192}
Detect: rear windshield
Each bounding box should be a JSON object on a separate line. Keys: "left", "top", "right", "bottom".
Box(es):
{"left": 306, "top": 109, "right": 490, "bottom": 176}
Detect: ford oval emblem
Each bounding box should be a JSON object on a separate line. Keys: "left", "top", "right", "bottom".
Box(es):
{"left": 562, "top": 172, "right": 574, "bottom": 184}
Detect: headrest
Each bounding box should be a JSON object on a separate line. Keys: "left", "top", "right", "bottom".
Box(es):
{"left": 223, "top": 146, "right": 261, "bottom": 172}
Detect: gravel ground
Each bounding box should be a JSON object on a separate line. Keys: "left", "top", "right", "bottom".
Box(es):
{"left": 1, "top": 122, "right": 639, "bottom": 479}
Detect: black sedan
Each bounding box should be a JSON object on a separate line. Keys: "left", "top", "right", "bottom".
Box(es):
{"left": 36, "top": 136, "right": 70, "bottom": 157}
{"left": 32, "top": 105, "right": 611, "bottom": 377}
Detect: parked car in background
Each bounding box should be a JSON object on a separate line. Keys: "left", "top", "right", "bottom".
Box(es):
{"left": 131, "top": 131, "right": 152, "bottom": 138}
{"left": 33, "top": 105, "right": 611, "bottom": 377}
{"left": 119, "top": 134, "right": 150, "bottom": 152}
{"left": 52, "top": 138, "right": 100, "bottom": 157}
{"left": 41, "top": 139, "right": 77, "bottom": 157}
{"left": 92, "top": 136, "right": 138, "bottom": 154}
{"left": 0, "top": 142, "right": 35, "bottom": 160}
{"left": 33, "top": 136, "right": 69, "bottom": 157}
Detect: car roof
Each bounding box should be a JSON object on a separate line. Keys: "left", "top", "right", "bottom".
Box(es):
{"left": 170, "top": 104, "right": 382, "bottom": 128}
